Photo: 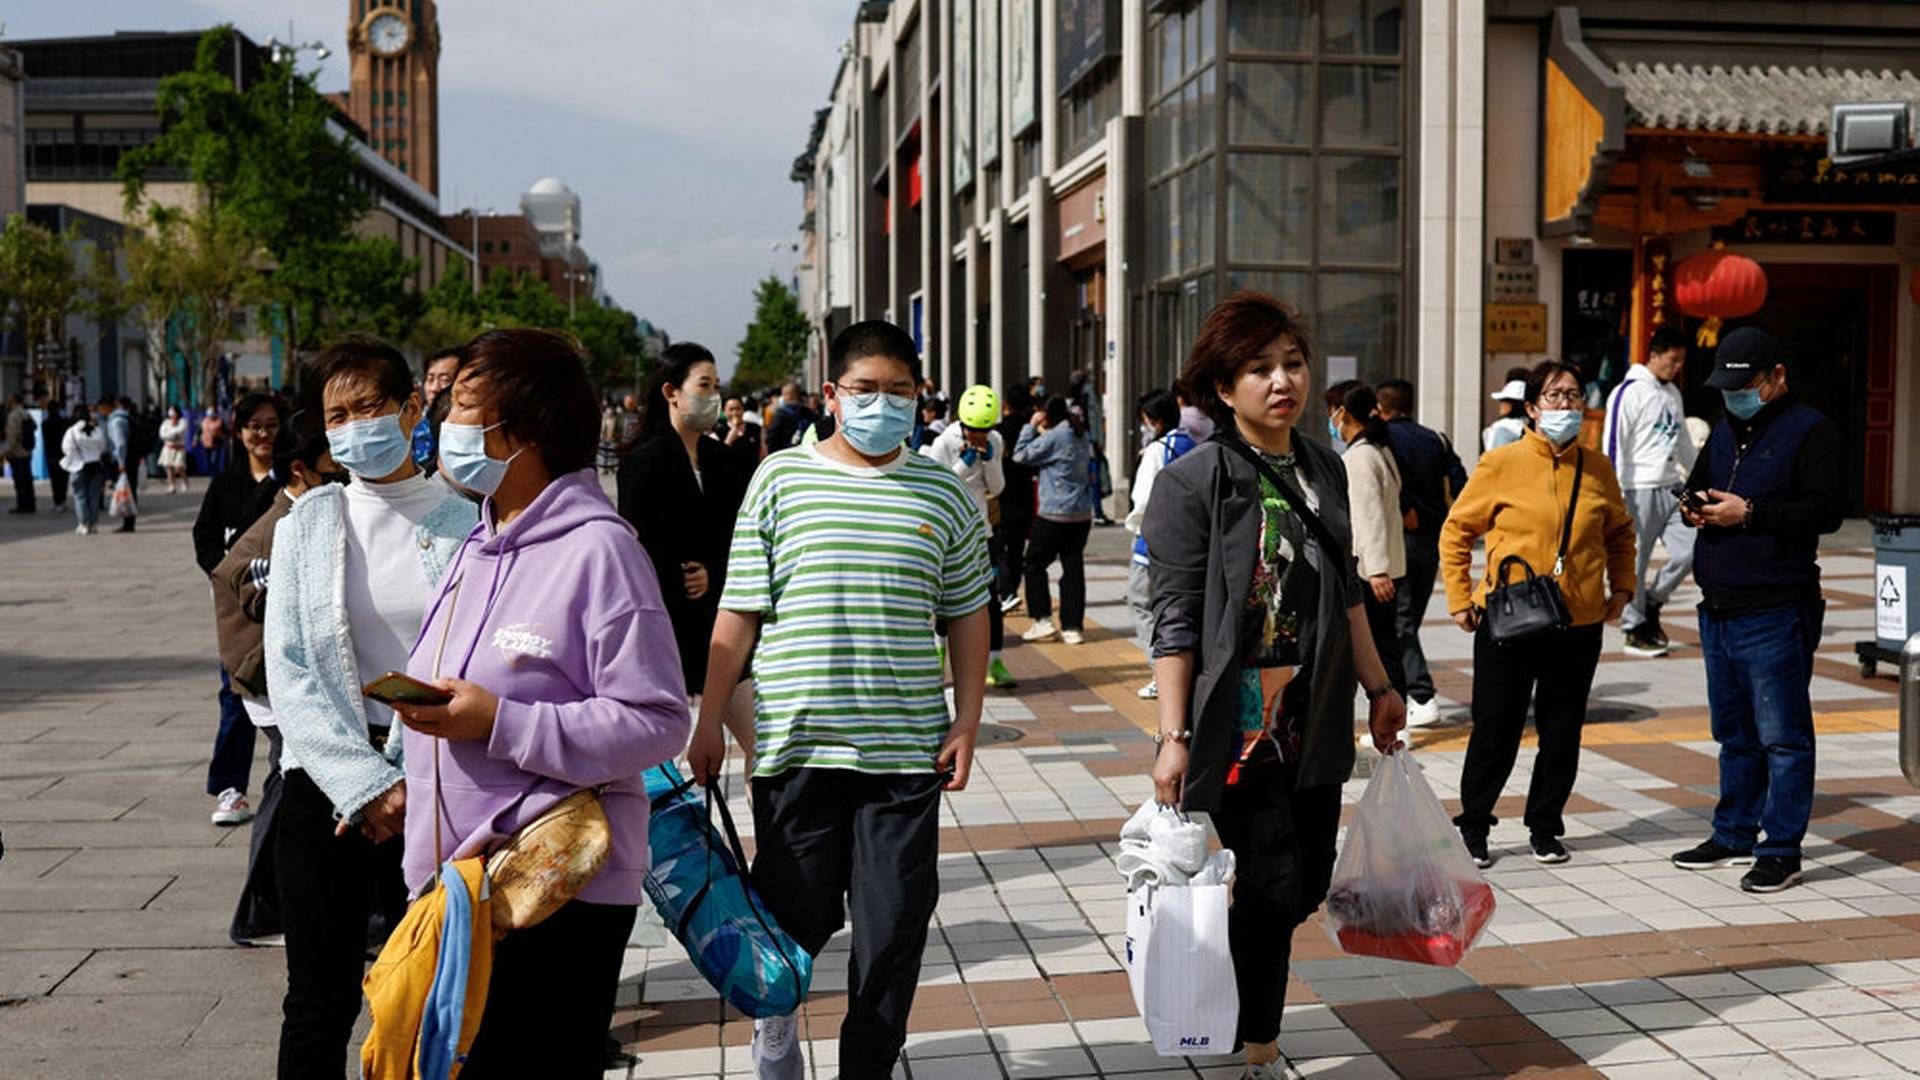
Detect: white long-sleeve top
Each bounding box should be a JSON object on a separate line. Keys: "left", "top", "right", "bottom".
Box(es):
{"left": 920, "top": 423, "right": 1006, "bottom": 527}
{"left": 1602, "top": 364, "right": 1697, "bottom": 490}
{"left": 1342, "top": 439, "right": 1407, "bottom": 580}
{"left": 60, "top": 423, "right": 108, "bottom": 474}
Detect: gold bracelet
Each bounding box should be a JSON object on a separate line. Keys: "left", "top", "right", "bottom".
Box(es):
{"left": 1153, "top": 730, "right": 1193, "bottom": 747}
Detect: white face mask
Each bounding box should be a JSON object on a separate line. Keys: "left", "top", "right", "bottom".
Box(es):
{"left": 680, "top": 391, "right": 722, "bottom": 428}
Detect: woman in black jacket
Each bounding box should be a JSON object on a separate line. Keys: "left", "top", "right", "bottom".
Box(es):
{"left": 616, "top": 343, "right": 756, "bottom": 772}
{"left": 1142, "top": 292, "right": 1405, "bottom": 1078}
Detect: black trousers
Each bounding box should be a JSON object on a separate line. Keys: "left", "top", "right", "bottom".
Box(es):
{"left": 8, "top": 456, "right": 34, "bottom": 511}
{"left": 1022, "top": 518, "right": 1090, "bottom": 630}
{"left": 1213, "top": 759, "right": 1343, "bottom": 1048}
{"left": 751, "top": 768, "right": 945, "bottom": 1080}
{"left": 1454, "top": 621, "right": 1604, "bottom": 841}
{"left": 460, "top": 899, "right": 638, "bottom": 1079}
{"left": 231, "top": 725, "right": 283, "bottom": 943}
{"left": 1364, "top": 585, "right": 1408, "bottom": 699}
{"left": 1394, "top": 534, "right": 1439, "bottom": 701}
{"left": 274, "top": 768, "right": 405, "bottom": 1080}
{"left": 993, "top": 506, "right": 1033, "bottom": 600}
{"left": 48, "top": 463, "right": 67, "bottom": 507}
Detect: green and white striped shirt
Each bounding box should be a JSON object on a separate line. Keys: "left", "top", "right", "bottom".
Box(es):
{"left": 720, "top": 444, "right": 993, "bottom": 776}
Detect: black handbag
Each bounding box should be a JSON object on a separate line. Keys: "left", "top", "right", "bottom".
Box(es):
{"left": 1483, "top": 448, "right": 1582, "bottom": 645}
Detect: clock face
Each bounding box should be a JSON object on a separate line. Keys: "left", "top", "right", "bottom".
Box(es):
{"left": 368, "top": 12, "right": 411, "bottom": 56}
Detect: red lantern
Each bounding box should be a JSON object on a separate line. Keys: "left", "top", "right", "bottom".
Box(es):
{"left": 1673, "top": 249, "right": 1768, "bottom": 319}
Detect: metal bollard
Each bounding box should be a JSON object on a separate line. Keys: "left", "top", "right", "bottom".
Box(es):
{"left": 1902, "top": 633, "right": 1920, "bottom": 789}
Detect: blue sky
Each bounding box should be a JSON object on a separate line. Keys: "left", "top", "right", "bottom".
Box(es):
{"left": 7, "top": 0, "right": 849, "bottom": 377}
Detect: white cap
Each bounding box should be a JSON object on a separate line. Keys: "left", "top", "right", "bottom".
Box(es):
{"left": 1490, "top": 379, "right": 1527, "bottom": 403}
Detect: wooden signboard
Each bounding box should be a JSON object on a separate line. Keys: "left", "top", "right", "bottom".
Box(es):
{"left": 1486, "top": 303, "right": 1548, "bottom": 353}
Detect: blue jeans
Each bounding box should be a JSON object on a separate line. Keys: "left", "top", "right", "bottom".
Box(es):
{"left": 1699, "top": 600, "right": 1823, "bottom": 858}
{"left": 207, "top": 667, "right": 257, "bottom": 796}
{"left": 70, "top": 469, "right": 104, "bottom": 528}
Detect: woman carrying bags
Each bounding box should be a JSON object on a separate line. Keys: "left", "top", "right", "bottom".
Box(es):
{"left": 392, "top": 329, "right": 690, "bottom": 1077}
{"left": 1143, "top": 292, "right": 1406, "bottom": 1080}
{"left": 1441, "top": 359, "right": 1636, "bottom": 868}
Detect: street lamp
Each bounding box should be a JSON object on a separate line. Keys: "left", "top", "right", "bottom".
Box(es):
{"left": 464, "top": 207, "right": 494, "bottom": 297}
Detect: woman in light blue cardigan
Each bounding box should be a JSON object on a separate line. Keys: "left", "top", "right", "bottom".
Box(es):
{"left": 262, "top": 338, "right": 477, "bottom": 1080}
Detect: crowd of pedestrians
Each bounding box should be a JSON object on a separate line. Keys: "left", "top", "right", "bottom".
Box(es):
{"left": 0, "top": 277, "right": 1833, "bottom": 1080}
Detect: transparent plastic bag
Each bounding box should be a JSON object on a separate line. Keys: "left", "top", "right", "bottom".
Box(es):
{"left": 1323, "top": 750, "right": 1496, "bottom": 967}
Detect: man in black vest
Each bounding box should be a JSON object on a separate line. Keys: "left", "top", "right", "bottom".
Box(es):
{"left": 1672, "top": 327, "right": 1844, "bottom": 893}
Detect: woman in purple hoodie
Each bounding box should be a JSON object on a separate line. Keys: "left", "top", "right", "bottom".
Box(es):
{"left": 391, "top": 328, "right": 691, "bottom": 1077}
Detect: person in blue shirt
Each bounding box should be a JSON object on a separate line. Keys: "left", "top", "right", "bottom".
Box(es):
{"left": 409, "top": 348, "right": 461, "bottom": 473}
{"left": 1374, "top": 379, "right": 1467, "bottom": 728}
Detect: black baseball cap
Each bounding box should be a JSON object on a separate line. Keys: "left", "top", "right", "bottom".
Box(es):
{"left": 1705, "top": 327, "right": 1784, "bottom": 390}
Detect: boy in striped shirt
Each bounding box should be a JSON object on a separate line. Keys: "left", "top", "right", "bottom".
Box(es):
{"left": 690, "top": 320, "right": 992, "bottom": 1080}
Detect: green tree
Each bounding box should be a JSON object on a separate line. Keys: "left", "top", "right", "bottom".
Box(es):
{"left": 122, "top": 209, "right": 264, "bottom": 407}
{"left": 568, "top": 297, "right": 645, "bottom": 389}
{"left": 122, "top": 209, "right": 191, "bottom": 405}
{"left": 734, "top": 275, "right": 808, "bottom": 393}
{"left": 0, "top": 214, "right": 82, "bottom": 381}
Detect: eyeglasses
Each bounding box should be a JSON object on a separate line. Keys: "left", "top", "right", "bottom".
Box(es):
{"left": 1537, "top": 389, "right": 1584, "bottom": 407}
{"left": 834, "top": 383, "right": 916, "bottom": 409}
{"left": 244, "top": 423, "right": 281, "bottom": 437}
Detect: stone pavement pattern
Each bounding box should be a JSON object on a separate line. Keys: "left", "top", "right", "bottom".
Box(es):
{"left": 3, "top": 477, "right": 1920, "bottom": 1079}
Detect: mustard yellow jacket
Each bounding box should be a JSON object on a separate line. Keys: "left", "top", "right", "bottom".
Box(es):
{"left": 1441, "top": 429, "right": 1637, "bottom": 627}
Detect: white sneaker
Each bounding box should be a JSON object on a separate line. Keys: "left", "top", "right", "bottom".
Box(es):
{"left": 752, "top": 1012, "right": 803, "bottom": 1080}
{"left": 74, "top": 524, "right": 86, "bottom": 535}
{"left": 1405, "top": 696, "right": 1443, "bottom": 728}
{"left": 1138, "top": 679, "right": 1158, "bottom": 700}
{"left": 1060, "top": 628, "right": 1084, "bottom": 645}
{"left": 210, "top": 788, "right": 254, "bottom": 826}
{"left": 1021, "top": 618, "right": 1059, "bottom": 642}
{"left": 1000, "top": 593, "right": 1023, "bottom": 615}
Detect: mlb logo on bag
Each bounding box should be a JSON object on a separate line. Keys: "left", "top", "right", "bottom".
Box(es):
{"left": 1178, "top": 1036, "right": 1211, "bottom": 1048}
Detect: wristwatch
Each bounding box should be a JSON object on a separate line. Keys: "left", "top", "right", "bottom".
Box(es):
{"left": 1153, "top": 730, "right": 1193, "bottom": 747}
{"left": 1363, "top": 683, "right": 1393, "bottom": 703}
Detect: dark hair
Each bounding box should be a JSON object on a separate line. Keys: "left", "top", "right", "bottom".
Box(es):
{"left": 304, "top": 335, "right": 414, "bottom": 414}
{"left": 1375, "top": 379, "right": 1414, "bottom": 418}
{"left": 424, "top": 347, "right": 464, "bottom": 373}
{"left": 1325, "top": 380, "right": 1390, "bottom": 449}
{"left": 1502, "top": 366, "right": 1531, "bottom": 384}
{"left": 829, "top": 320, "right": 920, "bottom": 383}
{"left": 461, "top": 328, "right": 601, "bottom": 475}
{"left": 1137, "top": 389, "right": 1180, "bottom": 435}
{"left": 637, "top": 341, "right": 718, "bottom": 446}
{"left": 1002, "top": 382, "right": 1034, "bottom": 417}
{"left": 1042, "top": 394, "right": 1087, "bottom": 437}
{"left": 272, "top": 409, "right": 332, "bottom": 479}
{"left": 117, "top": 395, "right": 134, "bottom": 409}
{"left": 1179, "top": 290, "right": 1315, "bottom": 429}
{"left": 229, "top": 391, "right": 290, "bottom": 475}
{"left": 1648, "top": 326, "right": 1689, "bottom": 355}
{"left": 1526, "top": 359, "right": 1584, "bottom": 406}
{"left": 921, "top": 398, "right": 947, "bottom": 420}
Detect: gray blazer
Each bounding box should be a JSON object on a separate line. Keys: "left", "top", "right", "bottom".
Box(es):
{"left": 1142, "top": 436, "right": 1364, "bottom": 810}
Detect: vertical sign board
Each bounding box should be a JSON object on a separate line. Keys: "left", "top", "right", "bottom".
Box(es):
{"left": 952, "top": 0, "right": 974, "bottom": 193}
{"left": 1009, "top": 0, "right": 1038, "bottom": 138}
{"left": 1878, "top": 563, "right": 1909, "bottom": 642}
{"left": 980, "top": 0, "right": 1002, "bottom": 168}
{"left": 1058, "top": 0, "right": 1119, "bottom": 93}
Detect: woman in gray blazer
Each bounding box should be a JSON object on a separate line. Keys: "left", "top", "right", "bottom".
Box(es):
{"left": 1142, "top": 291, "right": 1406, "bottom": 1079}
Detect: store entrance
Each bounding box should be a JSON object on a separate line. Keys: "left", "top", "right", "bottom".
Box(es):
{"left": 1742, "top": 263, "right": 1897, "bottom": 514}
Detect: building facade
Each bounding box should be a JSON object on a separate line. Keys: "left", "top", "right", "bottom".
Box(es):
{"left": 346, "top": 0, "right": 442, "bottom": 196}
{"left": 798, "top": 0, "right": 1920, "bottom": 513}
{"left": 441, "top": 178, "right": 602, "bottom": 312}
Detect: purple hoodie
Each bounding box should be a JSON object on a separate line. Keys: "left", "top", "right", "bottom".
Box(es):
{"left": 401, "top": 468, "right": 690, "bottom": 904}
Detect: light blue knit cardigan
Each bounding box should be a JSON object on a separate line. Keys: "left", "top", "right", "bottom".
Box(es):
{"left": 263, "top": 482, "right": 477, "bottom": 820}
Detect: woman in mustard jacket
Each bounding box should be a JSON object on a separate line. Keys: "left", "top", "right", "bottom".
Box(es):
{"left": 1440, "top": 360, "right": 1636, "bottom": 869}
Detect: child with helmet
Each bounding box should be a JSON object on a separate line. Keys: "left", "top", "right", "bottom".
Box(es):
{"left": 923, "top": 385, "right": 1017, "bottom": 689}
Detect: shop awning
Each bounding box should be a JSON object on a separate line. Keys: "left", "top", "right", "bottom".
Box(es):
{"left": 1615, "top": 62, "right": 1920, "bottom": 137}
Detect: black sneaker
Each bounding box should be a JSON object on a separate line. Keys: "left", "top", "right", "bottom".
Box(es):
{"left": 1622, "top": 626, "right": 1669, "bottom": 658}
{"left": 1531, "top": 836, "right": 1570, "bottom": 864}
{"left": 1646, "top": 605, "right": 1671, "bottom": 649}
{"left": 1463, "top": 834, "right": 1493, "bottom": 869}
{"left": 1741, "top": 856, "right": 1804, "bottom": 893}
{"left": 1672, "top": 839, "right": 1756, "bottom": 870}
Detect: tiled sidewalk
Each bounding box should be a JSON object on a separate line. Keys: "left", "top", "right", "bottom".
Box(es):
{"left": 608, "top": 531, "right": 1920, "bottom": 1079}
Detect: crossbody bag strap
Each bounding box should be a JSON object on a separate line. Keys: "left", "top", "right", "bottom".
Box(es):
{"left": 1552, "top": 449, "right": 1584, "bottom": 578}
{"left": 1218, "top": 436, "right": 1348, "bottom": 565}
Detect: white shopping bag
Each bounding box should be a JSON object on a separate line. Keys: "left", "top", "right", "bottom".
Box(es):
{"left": 1125, "top": 881, "right": 1239, "bottom": 1056}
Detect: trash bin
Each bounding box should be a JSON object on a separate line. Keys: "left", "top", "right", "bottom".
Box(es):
{"left": 1870, "top": 516, "right": 1920, "bottom": 657}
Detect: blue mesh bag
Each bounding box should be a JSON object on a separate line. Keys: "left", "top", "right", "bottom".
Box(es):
{"left": 642, "top": 763, "right": 812, "bottom": 1017}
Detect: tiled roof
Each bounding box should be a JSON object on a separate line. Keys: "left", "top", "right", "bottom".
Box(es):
{"left": 1615, "top": 62, "right": 1920, "bottom": 135}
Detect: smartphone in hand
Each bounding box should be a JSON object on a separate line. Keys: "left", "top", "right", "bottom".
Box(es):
{"left": 362, "top": 671, "right": 453, "bottom": 707}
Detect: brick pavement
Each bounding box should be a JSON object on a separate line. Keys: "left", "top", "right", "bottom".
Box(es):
{"left": 3, "top": 476, "right": 1920, "bottom": 1079}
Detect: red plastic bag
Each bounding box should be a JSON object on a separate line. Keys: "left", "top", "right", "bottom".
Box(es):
{"left": 1323, "top": 751, "right": 1495, "bottom": 967}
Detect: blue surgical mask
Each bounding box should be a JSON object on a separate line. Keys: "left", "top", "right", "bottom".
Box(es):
{"left": 327, "top": 411, "right": 412, "bottom": 479}
{"left": 1327, "top": 418, "right": 1343, "bottom": 444}
{"left": 836, "top": 391, "right": 916, "bottom": 455}
{"left": 1537, "top": 409, "right": 1583, "bottom": 445}
{"left": 1723, "top": 387, "right": 1764, "bottom": 421}
{"left": 439, "top": 420, "right": 523, "bottom": 497}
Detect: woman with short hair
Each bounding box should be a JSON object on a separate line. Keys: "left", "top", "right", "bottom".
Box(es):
{"left": 393, "top": 328, "right": 690, "bottom": 1077}
{"left": 1144, "top": 292, "right": 1406, "bottom": 1079}
{"left": 1326, "top": 380, "right": 1407, "bottom": 699}
{"left": 1441, "top": 359, "right": 1636, "bottom": 868}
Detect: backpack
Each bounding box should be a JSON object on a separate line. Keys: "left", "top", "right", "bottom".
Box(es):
{"left": 127, "top": 414, "right": 159, "bottom": 463}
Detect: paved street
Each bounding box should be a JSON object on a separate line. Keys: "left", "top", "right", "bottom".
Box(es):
{"left": 4, "top": 475, "right": 1920, "bottom": 1078}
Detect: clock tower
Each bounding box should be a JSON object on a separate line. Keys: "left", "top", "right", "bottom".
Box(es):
{"left": 346, "top": 0, "right": 441, "bottom": 196}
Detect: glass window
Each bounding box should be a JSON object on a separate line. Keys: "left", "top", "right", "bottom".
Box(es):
{"left": 1194, "top": 66, "right": 1217, "bottom": 156}
{"left": 1193, "top": 161, "right": 1216, "bottom": 269}
{"left": 1182, "top": 166, "right": 1202, "bottom": 271}
{"left": 1165, "top": 172, "right": 1184, "bottom": 276}
{"left": 1149, "top": 182, "right": 1171, "bottom": 279}
{"left": 1228, "top": 153, "right": 1309, "bottom": 263}
{"left": 1150, "top": 96, "right": 1177, "bottom": 177}
{"left": 1180, "top": 79, "right": 1200, "bottom": 164}
{"left": 1317, "top": 155, "right": 1399, "bottom": 263}
{"left": 1317, "top": 273, "right": 1399, "bottom": 376}
{"left": 1156, "top": 15, "right": 1182, "bottom": 96}
{"left": 1321, "top": 65, "right": 1399, "bottom": 147}
{"left": 1196, "top": 0, "right": 1217, "bottom": 63}
{"left": 1228, "top": 62, "right": 1310, "bottom": 146}
{"left": 1323, "top": 0, "right": 1403, "bottom": 56}
{"left": 1228, "top": 0, "right": 1307, "bottom": 54}
{"left": 1228, "top": 270, "right": 1314, "bottom": 312}
{"left": 1183, "top": 3, "right": 1202, "bottom": 72}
